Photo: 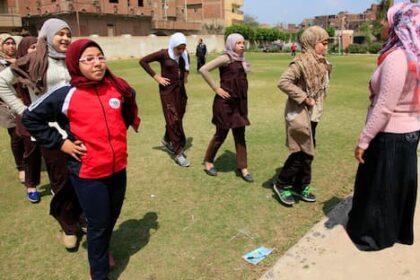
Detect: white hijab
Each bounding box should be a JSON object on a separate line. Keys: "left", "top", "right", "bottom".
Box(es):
{"left": 168, "top": 32, "right": 190, "bottom": 71}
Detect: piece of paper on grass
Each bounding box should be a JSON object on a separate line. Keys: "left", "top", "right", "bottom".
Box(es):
{"left": 242, "top": 246, "right": 273, "bottom": 265}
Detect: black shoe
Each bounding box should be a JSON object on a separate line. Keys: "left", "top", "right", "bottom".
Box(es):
{"left": 203, "top": 162, "right": 217, "bottom": 176}
{"left": 273, "top": 184, "right": 295, "bottom": 206}
{"left": 295, "top": 186, "right": 316, "bottom": 202}
{"left": 238, "top": 169, "right": 254, "bottom": 183}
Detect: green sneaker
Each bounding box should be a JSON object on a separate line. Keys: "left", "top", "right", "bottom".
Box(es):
{"left": 297, "top": 186, "right": 316, "bottom": 202}
{"left": 273, "top": 184, "right": 295, "bottom": 206}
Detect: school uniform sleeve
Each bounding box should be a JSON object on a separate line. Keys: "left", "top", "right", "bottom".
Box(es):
{"left": 199, "top": 55, "right": 230, "bottom": 92}
{"left": 22, "top": 86, "right": 71, "bottom": 150}
{"left": 0, "top": 67, "right": 27, "bottom": 115}
{"left": 122, "top": 88, "right": 141, "bottom": 132}
{"left": 278, "top": 62, "right": 308, "bottom": 104}
{"left": 139, "top": 50, "right": 164, "bottom": 77}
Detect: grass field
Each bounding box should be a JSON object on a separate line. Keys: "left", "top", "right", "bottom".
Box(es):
{"left": 0, "top": 53, "right": 376, "bottom": 279}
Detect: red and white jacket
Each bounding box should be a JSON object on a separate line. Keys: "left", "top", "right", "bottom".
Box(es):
{"left": 23, "top": 83, "right": 138, "bottom": 179}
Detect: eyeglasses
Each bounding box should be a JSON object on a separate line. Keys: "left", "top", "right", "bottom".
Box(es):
{"left": 79, "top": 55, "right": 106, "bottom": 64}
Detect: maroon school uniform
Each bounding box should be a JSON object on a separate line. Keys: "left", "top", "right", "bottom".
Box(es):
{"left": 139, "top": 49, "right": 188, "bottom": 155}
{"left": 213, "top": 56, "right": 250, "bottom": 129}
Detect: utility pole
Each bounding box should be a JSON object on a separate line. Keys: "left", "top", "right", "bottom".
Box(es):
{"left": 164, "top": 0, "right": 168, "bottom": 21}
{"left": 75, "top": 0, "right": 81, "bottom": 36}
{"left": 184, "top": 0, "right": 187, "bottom": 21}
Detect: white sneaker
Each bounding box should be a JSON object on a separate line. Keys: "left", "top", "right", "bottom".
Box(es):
{"left": 175, "top": 154, "right": 190, "bottom": 167}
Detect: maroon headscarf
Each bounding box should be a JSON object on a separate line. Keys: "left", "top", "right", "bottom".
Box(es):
{"left": 15, "top": 36, "right": 38, "bottom": 106}
{"left": 65, "top": 39, "right": 132, "bottom": 96}
{"left": 16, "top": 36, "right": 37, "bottom": 59}
{"left": 14, "top": 36, "right": 39, "bottom": 137}
{"left": 65, "top": 39, "right": 140, "bottom": 131}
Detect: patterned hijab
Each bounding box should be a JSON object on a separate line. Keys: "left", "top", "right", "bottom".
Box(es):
{"left": 225, "top": 33, "right": 250, "bottom": 73}
{"left": 380, "top": 3, "right": 420, "bottom": 106}
{"left": 293, "top": 26, "right": 331, "bottom": 98}
{"left": 0, "top": 33, "right": 16, "bottom": 61}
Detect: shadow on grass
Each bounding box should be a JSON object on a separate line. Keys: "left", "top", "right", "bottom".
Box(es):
{"left": 214, "top": 150, "right": 237, "bottom": 173}
{"left": 109, "top": 212, "right": 159, "bottom": 279}
{"left": 322, "top": 196, "right": 353, "bottom": 230}
{"left": 152, "top": 137, "right": 193, "bottom": 157}
{"left": 262, "top": 167, "right": 282, "bottom": 189}
{"left": 37, "top": 183, "right": 52, "bottom": 197}
{"left": 261, "top": 167, "right": 305, "bottom": 207}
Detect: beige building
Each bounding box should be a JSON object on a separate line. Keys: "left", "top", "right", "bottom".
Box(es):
{"left": 224, "top": 0, "right": 244, "bottom": 26}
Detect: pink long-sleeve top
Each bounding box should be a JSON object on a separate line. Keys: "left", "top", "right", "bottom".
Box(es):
{"left": 358, "top": 49, "right": 420, "bottom": 150}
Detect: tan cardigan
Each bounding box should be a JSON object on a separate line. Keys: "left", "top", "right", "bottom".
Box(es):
{"left": 278, "top": 62, "right": 315, "bottom": 156}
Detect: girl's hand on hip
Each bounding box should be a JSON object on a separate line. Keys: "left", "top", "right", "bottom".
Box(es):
{"left": 354, "top": 146, "right": 365, "bottom": 164}
{"left": 61, "top": 139, "right": 87, "bottom": 162}
{"left": 153, "top": 74, "right": 171, "bottom": 86}
{"left": 216, "top": 88, "right": 231, "bottom": 99}
{"left": 305, "top": 97, "right": 316, "bottom": 106}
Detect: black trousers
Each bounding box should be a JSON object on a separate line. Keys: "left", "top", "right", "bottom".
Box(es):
{"left": 311, "top": 121, "right": 318, "bottom": 148}
{"left": 71, "top": 169, "right": 126, "bottom": 280}
{"left": 347, "top": 131, "right": 419, "bottom": 251}
{"left": 197, "top": 56, "right": 206, "bottom": 71}
{"left": 276, "top": 151, "right": 313, "bottom": 192}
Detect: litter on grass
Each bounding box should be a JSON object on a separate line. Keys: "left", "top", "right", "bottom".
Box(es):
{"left": 242, "top": 247, "right": 273, "bottom": 265}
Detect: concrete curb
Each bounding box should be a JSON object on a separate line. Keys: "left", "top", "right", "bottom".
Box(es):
{"left": 260, "top": 162, "right": 420, "bottom": 280}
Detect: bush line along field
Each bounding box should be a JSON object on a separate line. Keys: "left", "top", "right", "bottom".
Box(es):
{"left": 0, "top": 53, "right": 375, "bottom": 279}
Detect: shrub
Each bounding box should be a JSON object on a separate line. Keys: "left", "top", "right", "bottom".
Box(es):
{"left": 368, "top": 42, "right": 382, "bottom": 54}
{"left": 347, "top": 44, "right": 368, "bottom": 54}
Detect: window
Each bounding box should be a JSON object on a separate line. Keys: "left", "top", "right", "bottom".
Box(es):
{"left": 109, "top": 0, "right": 119, "bottom": 3}
{"left": 138, "top": 0, "right": 144, "bottom": 7}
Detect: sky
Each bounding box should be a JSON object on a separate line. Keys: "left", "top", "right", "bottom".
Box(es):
{"left": 242, "top": 0, "right": 406, "bottom": 25}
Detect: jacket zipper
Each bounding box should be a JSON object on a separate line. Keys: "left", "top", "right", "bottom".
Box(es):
{"left": 95, "top": 89, "right": 116, "bottom": 174}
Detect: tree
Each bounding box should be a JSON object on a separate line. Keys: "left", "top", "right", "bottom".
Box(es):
{"left": 360, "top": 22, "right": 373, "bottom": 44}
{"left": 372, "top": 0, "right": 394, "bottom": 40}
{"left": 325, "top": 27, "right": 336, "bottom": 38}
{"left": 224, "top": 25, "right": 253, "bottom": 40}
{"left": 243, "top": 14, "right": 259, "bottom": 27}
{"left": 376, "top": 0, "right": 393, "bottom": 22}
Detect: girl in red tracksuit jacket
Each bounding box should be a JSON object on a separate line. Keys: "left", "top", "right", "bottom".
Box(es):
{"left": 22, "top": 39, "right": 140, "bottom": 280}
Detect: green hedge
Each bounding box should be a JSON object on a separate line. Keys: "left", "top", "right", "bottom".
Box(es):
{"left": 368, "top": 42, "right": 382, "bottom": 54}
{"left": 346, "top": 43, "right": 382, "bottom": 54}
{"left": 347, "top": 44, "right": 368, "bottom": 54}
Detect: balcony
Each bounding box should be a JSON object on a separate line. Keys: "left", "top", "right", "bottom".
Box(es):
{"left": 0, "top": 14, "right": 22, "bottom": 28}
